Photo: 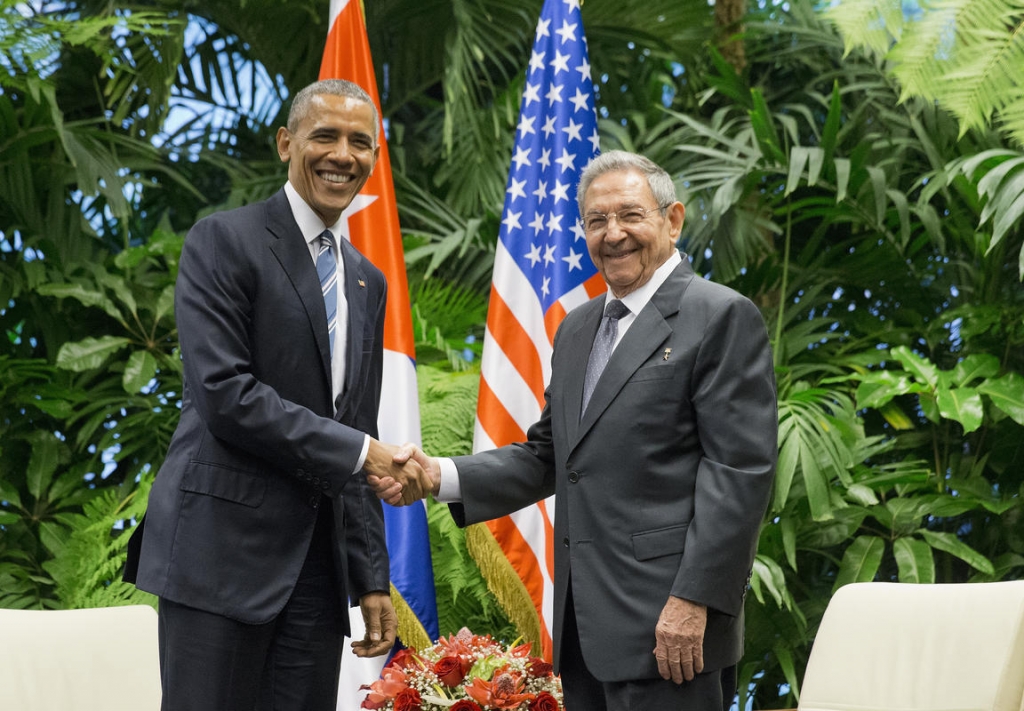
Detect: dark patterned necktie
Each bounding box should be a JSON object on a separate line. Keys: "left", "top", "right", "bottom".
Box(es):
{"left": 582, "top": 299, "right": 629, "bottom": 414}
{"left": 316, "top": 230, "right": 338, "bottom": 360}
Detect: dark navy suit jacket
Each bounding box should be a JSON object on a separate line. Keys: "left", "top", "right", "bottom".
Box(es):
{"left": 126, "top": 188, "right": 389, "bottom": 632}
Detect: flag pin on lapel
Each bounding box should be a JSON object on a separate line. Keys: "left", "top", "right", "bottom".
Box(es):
{"left": 358, "top": 279, "right": 366, "bottom": 288}
{"left": 663, "top": 348, "right": 672, "bottom": 361}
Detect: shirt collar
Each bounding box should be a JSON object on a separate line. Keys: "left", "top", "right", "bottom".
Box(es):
{"left": 608, "top": 250, "right": 683, "bottom": 315}
{"left": 283, "top": 181, "right": 347, "bottom": 247}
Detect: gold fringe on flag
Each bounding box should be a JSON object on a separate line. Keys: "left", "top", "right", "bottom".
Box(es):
{"left": 465, "top": 523, "right": 542, "bottom": 650}
{"left": 390, "top": 583, "right": 433, "bottom": 651}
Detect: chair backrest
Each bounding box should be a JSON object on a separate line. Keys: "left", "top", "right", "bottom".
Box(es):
{"left": 0, "top": 604, "right": 162, "bottom": 711}
{"left": 798, "top": 581, "right": 1024, "bottom": 711}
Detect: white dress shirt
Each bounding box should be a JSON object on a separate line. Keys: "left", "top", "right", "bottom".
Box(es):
{"left": 284, "top": 182, "right": 369, "bottom": 472}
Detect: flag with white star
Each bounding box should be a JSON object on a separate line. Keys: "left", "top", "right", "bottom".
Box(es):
{"left": 318, "top": 1, "right": 438, "bottom": 708}
{"left": 472, "top": 0, "right": 602, "bottom": 662}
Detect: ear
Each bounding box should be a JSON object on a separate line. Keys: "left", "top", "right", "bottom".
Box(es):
{"left": 668, "top": 201, "right": 686, "bottom": 237}
{"left": 369, "top": 143, "right": 381, "bottom": 175}
{"left": 275, "top": 126, "right": 292, "bottom": 163}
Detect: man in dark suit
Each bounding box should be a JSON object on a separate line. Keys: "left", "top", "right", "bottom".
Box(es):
{"left": 378, "top": 151, "right": 777, "bottom": 710}
{"left": 125, "top": 79, "right": 429, "bottom": 711}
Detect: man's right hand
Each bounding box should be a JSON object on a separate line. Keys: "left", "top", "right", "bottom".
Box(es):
{"left": 362, "top": 439, "right": 432, "bottom": 506}
{"left": 367, "top": 443, "right": 440, "bottom": 506}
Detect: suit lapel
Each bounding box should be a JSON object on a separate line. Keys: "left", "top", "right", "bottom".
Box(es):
{"left": 572, "top": 260, "right": 693, "bottom": 448}
{"left": 334, "top": 238, "right": 368, "bottom": 419}
{"left": 560, "top": 298, "right": 604, "bottom": 447}
{"left": 266, "top": 190, "right": 333, "bottom": 384}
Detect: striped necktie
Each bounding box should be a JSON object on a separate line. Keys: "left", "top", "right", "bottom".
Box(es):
{"left": 316, "top": 230, "right": 338, "bottom": 360}
{"left": 582, "top": 299, "right": 630, "bottom": 414}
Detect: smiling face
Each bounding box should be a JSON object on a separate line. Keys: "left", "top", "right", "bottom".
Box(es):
{"left": 275, "top": 93, "right": 380, "bottom": 226}
{"left": 582, "top": 168, "right": 685, "bottom": 298}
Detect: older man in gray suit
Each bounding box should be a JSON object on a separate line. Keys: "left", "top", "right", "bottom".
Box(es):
{"left": 378, "top": 150, "right": 777, "bottom": 711}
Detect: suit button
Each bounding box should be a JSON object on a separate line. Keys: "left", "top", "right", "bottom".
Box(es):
{"left": 309, "top": 496, "right": 319, "bottom": 509}
{"left": 562, "top": 537, "right": 569, "bottom": 547}
{"left": 567, "top": 470, "right": 580, "bottom": 483}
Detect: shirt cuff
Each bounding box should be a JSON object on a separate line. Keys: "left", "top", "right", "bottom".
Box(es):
{"left": 436, "top": 457, "right": 462, "bottom": 502}
{"left": 353, "top": 434, "right": 370, "bottom": 475}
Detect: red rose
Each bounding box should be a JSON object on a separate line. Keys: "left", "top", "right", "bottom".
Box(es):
{"left": 528, "top": 658, "right": 553, "bottom": 677}
{"left": 434, "top": 655, "right": 467, "bottom": 687}
{"left": 393, "top": 687, "right": 422, "bottom": 711}
{"left": 529, "top": 691, "right": 560, "bottom": 711}
{"left": 451, "top": 701, "right": 483, "bottom": 711}
{"left": 388, "top": 647, "right": 420, "bottom": 670}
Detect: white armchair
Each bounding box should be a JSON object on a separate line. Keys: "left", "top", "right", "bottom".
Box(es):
{"left": 0, "top": 604, "right": 162, "bottom": 710}
{"left": 798, "top": 581, "right": 1024, "bottom": 711}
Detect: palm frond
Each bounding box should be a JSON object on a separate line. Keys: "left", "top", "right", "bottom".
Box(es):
{"left": 43, "top": 476, "right": 156, "bottom": 610}
{"left": 828, "top": 0, "right": 1024, "bottom": 148}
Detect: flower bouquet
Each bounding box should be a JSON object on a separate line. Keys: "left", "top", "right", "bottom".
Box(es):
{"left": 361, "top": 628, "right": 563, "bottom": 710}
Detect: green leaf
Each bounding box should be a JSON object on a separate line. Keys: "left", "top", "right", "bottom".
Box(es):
{"left": 834, "top": 535, "right": 884, "bottom": 590}
{"left": 26, "top": 431, "right": 61, "bottom": 500}
{"left": 835, "top": 158, "right": 851, "bottom": 202}
{"left": 781, "top": 515, "right": 797, "bottom": 571}
{"left": 750, "top": 555, "right": 791, "bottom": 608}
{"left": 0, "top": 479, "right": 23, "bottom": 508}
{"left": 55, "top": 336, "right": 132, "bottom": 372}
{"left": 891, "top": 346, "right": 939, "bottom": 387}
{"left": 773, "top": 428, "right": 799, "bottom": 511}
{"left": 154, "top": 285, "right": 175, "bottom": 324}
{"left": 38, "top": 520, "right": 71, "bottom": 557}
{"left": 893, "top": 538, "right": 935, "bottom": 583}
{"left": 845, "top": 483, "right": 879, "bottom": 506}
{"left": 36, "top": 283, "right": 123, "bottom": 322}
{"left": 855, "top": 371, "right": 916, "bottom": 410}
{"left": 802, "top": 434, "right": 833, "bottom": 522}
{"left": 867, "top": 166, "right": 886, "bottom": 226}
{"left": 877, "top": 400, "right": 914, "bottom": 430}
{"left": 821, "top": 81, "right": 842, "bottom": 164}
{"left": 786, "top": 146, "right": 810, "bottom": 195}
{"left": 935, "top": 387, "right": 984, "bottom": 433}
{"left": 978, "top": 372, "right": 1024, "bottom": 425}
{"left": 748, "top": 88, "right": 784, "bottom": 164}
{"left": 123, "top": 350, "right": 158, "bottom": 393}
{"left": 918, "top": 530, "right": 994, "bottom": 575}
{"left": 951, "top": 354, "right": 1000, "bottom": 386}
{"left": 774, "top": 643, "right": 800, "bottom": 700}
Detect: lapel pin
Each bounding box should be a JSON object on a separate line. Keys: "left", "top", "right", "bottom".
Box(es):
{"left": 358, "top": 279, "right": 366, "bottom": 288}
{"left": 663, "top": 348, "right": 672, "bottom": 361}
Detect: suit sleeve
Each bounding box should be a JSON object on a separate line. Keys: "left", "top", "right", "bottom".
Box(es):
{"left": 175, "top": 213, "right": 368, "bottom": 491}
{"left": 344, "top": 273, "right": 390, "bottom": 598}
{"left": 672, "top": 294, "right": 777, "bottom": 616}
{"left": 449, "top": 399, "right": 557, "bottom": 527}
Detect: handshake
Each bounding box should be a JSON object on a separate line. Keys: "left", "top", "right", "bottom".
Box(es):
{"left": 363, "top": 440, "right": 440, "bottom": 506}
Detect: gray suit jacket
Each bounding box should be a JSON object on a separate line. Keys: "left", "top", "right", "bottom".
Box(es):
{"left": 450, "top": 257, "right": 777, "bottom": 682}
{"left": 126, "top": 189, "right": 390, "bottom": 632}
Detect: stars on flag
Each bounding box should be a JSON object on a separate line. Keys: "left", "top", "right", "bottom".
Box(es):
{"left": 497, "top": 0, "right": 600, "bottom": 312}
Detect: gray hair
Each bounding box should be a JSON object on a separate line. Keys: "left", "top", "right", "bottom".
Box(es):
{"left": 286, "top": 79, "right": 379, "bottom": 142}
{"left": 576, "top": 150, "right": 677, "bottom": 211}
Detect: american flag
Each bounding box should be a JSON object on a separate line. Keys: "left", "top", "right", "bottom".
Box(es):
{"left": 472, "top": 0, "right": 602, "bottom": 661}
{"left": 318, "top": 1, "right": 439, "bottom": 708}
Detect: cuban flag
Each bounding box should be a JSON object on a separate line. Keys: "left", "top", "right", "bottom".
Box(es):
{"left": 318, "top": 1, "right": 439, "bottom": 707}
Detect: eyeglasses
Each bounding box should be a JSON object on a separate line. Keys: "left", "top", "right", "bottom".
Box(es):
{"left": 578, "top": 204, "right": 671, "bottom": 235}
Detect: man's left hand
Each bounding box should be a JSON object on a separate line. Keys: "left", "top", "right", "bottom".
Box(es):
{"left": 653, "top": 596, "right": 707, "bottom": 684}
{"left": 351, "top": 591, "right": 397, "bottom": 657}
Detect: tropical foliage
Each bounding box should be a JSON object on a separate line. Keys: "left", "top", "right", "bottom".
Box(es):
{"left": 825, "top": 0, "right": 1024, "bottom": 150}
{"left": 2, "top": 0, "right": 1023, "bottom": 708}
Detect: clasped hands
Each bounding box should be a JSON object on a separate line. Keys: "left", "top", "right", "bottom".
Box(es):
{"left": 363, "top": 440, "right": 439, "bottom": 506}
